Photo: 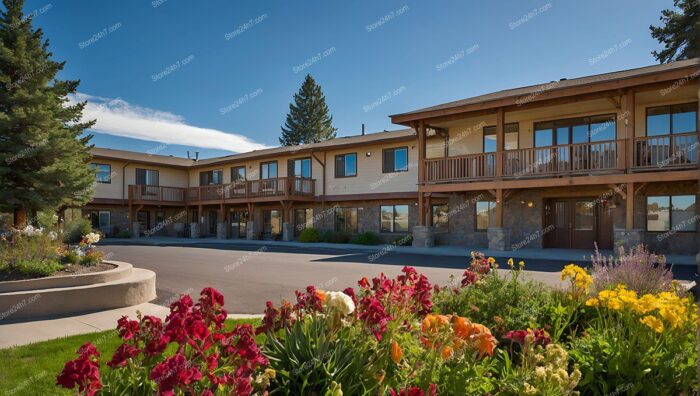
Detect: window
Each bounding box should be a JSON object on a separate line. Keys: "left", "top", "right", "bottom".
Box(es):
{"left": 260, "top": 161, "right": 278, "bottom": 179}
{"left": 483, "top": 123, "right": 519, "bottom": 152}
{"left": 646, "top": 102, "right": 698, "bottom": 136}
{"left": 334, "top": 207, "right": 358, "bottom": 233}
{"left": 382, "top": 147, "right": 408, "bottom": 173}
{"left": 294, "top": 208, "right": 314, "bottom": 236}
{"left": 432, "top": 204, "right": 449, "bottom": 232}
{"left": 335, "top": 153, "right": 357, "bottom": 177}
{"left": 86, "top": 210, "right": 111, "bottom": 234}
{"left": 380, "top": 205, "right": 409, "bottom": 233}
{"left": 231, "top": 166, "right": 246, "bottom": 182}
{"left": 135, "top": 168, "right": 159, "bottom": 186}
{"left": 199, "top": 170, "right": 223, "bottom": 186}
{"left": 647, "top": 195, "right": 696, "bottom": 232}
{"left": 90, "top": 163, "right": 111, "bottom": 183}
{"left": 534, "top": 114, "right": 616, "bottom": 147}
{"left": 289, "top": 158, "right": 311, "bottom": 178}
{"left": 263, "top": 210, "right": 282, "bottom": 236}
{"left": 475, "top": 201, "right": 496, "bottom": 231}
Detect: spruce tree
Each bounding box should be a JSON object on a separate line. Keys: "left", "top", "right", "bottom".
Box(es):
{"left": 280, "top": 74, "right": 337, "bottom": 146}
{"left": 649, "top": 0, "right": 699, "bottom": 63}
{"left": 0, "top": 0, "right": 96, "bottom": 226}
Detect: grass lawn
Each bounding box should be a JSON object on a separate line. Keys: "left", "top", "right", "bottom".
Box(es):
{"left": 0, "top": 318, "right": 262, "bottom": 395}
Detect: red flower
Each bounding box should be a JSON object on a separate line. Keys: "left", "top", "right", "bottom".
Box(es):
{"left": 504, "top": 328, "right": 551, "bottom": 347}
{"left": 358, "top": 296, "right": 392, "bottom": 341}
{"left": 461, "top": 269, "right": 479, "bottom": 286}
{"left": 107, "top": 343, "right": 140, "bottom": 368}
{"left": 56, "top": 343, "right": 102, "bottom": 396}
{"left": 390, "top": 384, "right": 437, "bottom": 396}
{"left": 200, "top": 287, "right": 224, "bottom": 308}
{"left": 149, "top": 353, "right": 202, "bottom": 394}
{"left": 116, "top": 316, "right": 140, "bottom": 341}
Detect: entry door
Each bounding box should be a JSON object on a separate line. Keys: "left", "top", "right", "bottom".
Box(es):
{"left": 207, "top": 210, "right": 218, "bottom": 235}
{"left": 136, "top": 211, "right": 150, "bottom": 235}
{"left": 545, "top": 198, "right": 600, "bottom": 249}
{"left": 230, "top": 210, "right": 248, "bottom": 238}
{"left": 262, "top": 210, "right": 281, "bottom": 237}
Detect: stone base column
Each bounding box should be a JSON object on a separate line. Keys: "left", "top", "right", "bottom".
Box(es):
{"left": 216, "top": 222, "right": 227, "bottom": 240}
{"left": 613, "top": 229, "right": 644, "bottom": 251}
{"left": 131, "top": 222, "right": 140, "bottom": 239}
{"left": 282, "top": 222, "right": 293, "bottom": 241}
{"left": 412, "top": 226, "right": 435, "bottom": 248}
{"left": 190, "top": 222, "right": 200, "bottom": 239}
{"left": 246, "top": 221, "right": 258, "bottom": 240}
{"left": 487, "top": 227, "right": 511, "bottom": 251}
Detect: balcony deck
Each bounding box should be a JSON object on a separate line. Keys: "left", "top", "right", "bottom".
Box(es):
{"left": 128, "top": 177, "right": 315, "bottom": 205}
{"left": 423, "top": 132, "right": 698, "bottom": 184}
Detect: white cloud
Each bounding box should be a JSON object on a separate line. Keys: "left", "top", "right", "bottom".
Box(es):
{"left": 68, "top": 93, "right": 270, "bottom": 152}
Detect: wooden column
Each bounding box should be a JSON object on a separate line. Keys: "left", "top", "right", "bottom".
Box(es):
{"left": 495, "top": 188, "right": 504, "bottom": 228}
{"left": 624, "top": 89, "right": 635, "bottom": 171}
{"left": 417, "top": 121, "right": 427, "bottom": 226}
{"left": 495, "top": 108, "right": 504, "bottom": 177}
{"left": 197, "top": 204, "right": 203, "bottom": 224}
{"left": 425, "top": 194, "right": 432, "bottom": 226}
{"left": 625, "top": 182, "right": 634, "bottom": 230}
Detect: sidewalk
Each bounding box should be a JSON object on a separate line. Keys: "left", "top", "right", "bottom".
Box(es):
{"left": 0, "top": 302, "right": 261, "bottom": 349}
{"left": 100, "top": 237, "right": 697, "bottom": 266}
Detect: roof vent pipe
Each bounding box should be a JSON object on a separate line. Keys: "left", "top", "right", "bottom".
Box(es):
{"left": 362, "top": 124, "right": 365, "bottom": 135}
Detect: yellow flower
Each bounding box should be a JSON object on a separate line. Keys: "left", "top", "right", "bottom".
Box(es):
{"left": 585, "top": 298, "right": 599, "bottom": 307}
{"left": 518, "top": 261, "right": 525, "bottom": 269}
{"left": 640, "top": 315, "right": 664, "bottom": 333}
{"left": 507, "top": 258, "right": 514, "bottom": 268}
{"left": 561, "top": 264, "right": 592, "bottom": 296}
{"left": 487, "top": 257, "right": 496, "bottom": 265}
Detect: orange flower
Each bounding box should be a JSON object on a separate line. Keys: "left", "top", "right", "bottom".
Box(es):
{"left": 452, "top": 316, "right": 473, "bottom": 338}
{"left": 421, "top": 314, "right": 449, "bottom": 333}
{"left": 315, "top": 289, "right": 326, "bottom": 303}
{"left": 441, "top": 346, "right": 453, "bottom": 359}
{"left": 472, "top": 332, "right": 497, "bottom": 357}
{"left": 390, "top": 339, "right": 403, "bottom": 363}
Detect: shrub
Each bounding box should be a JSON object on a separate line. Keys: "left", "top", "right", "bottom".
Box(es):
{"left": 350, "top": 231, "right": 383, "bottom": 245}
{"left": 80, "top": 250, "right": 104, "bottom": 266}
{"left": 591, "top": 244, "right": 673, "bottom": 294}
{"left": 298, "top": 227, "right": 321, "bottom": 243}
{"left": 392, "top": 234, "right": 413, "bottom": 246}
{"left": 15, "top": 259, "right": 63, "bottom": 277}
{"left": 114, "top": 229, "right": 130, "bottom": 238}
{"left": 321, "top": 230, "right": 351, "bottom": 244}
{"left": 64, "top": 217, "right": 93, "bottom": 244}
{"left": 0, "top": 225, "right": 64, "bottom": 278}
{"left": 62, "top": 250, "right": 80, "bottom": 265}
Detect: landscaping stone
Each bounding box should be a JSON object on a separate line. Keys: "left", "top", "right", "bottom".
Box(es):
{"left": 282, "top": 222, "right": 293, "bottom": 241}
{"left": 487, "top": 227, "right": 511, "bottom": 251}
{"left": 246, "top": 221, "right": 258, "bottom": 240}
{"left": 190, "top": 222, "right": 200, "bottom": 238}
{"left": 216, "top": 222, "right": 226, "bottom": 239}
{"left": 412, "top": 226, "right": 435, "bottom": 248}
{"left": 131, "top": 222, "right": 140, "bottom": 238}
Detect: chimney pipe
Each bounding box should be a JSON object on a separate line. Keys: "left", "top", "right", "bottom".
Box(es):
{"left": 361, "top": 124, "right": 365, "bottom": 135}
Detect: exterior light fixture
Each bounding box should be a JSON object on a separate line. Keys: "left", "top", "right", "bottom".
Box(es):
{"left": 527, "top": 201, "right": 534, "bottom": 208}
{"left": 366, "top": 152, "right": 371, "bottom": 157}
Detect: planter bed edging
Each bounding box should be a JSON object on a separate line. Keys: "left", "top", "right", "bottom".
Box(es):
{"left": 0, "top": 261, "right": 131, "bottom": 293}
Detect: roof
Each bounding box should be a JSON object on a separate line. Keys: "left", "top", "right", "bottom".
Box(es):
{"left": 391, "top": 58, "right": 700, "bottom": 123}
{"left": 90, "top": 128, "right": 416, "bottom": 168}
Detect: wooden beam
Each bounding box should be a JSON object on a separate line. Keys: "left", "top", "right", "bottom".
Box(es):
{"left": 425, "top": 194, "right": 432, "bottom": 226}
{"left": 625, "top": 182, "right": 634, "bottom": 230}
{"left": 634, "top": 182, "right": 648, "bottom": 196}
{"left": 418, "top": 192, "right": 425, "bottom": 226}
{"left": 624, "top": 89, "right": 635, "bottom": 170}
{"left": 417, "top": 120, "right": 426, "bottom": 185}
{"left": 495, "top": 108, "right": 504, "bottom": 178}
{"left": 607, "top": 96, "right": 621, "bottom": 109}
{"left": 495, "top": 188, "right": 504, "bottom": 228}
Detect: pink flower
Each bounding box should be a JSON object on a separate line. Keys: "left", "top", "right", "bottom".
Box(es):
{"left": 461, "top": 269, "right": 479, "bottom": 286}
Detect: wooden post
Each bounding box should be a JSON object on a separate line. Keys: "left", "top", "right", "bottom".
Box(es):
{"left": 197, "top": 204, "right": 203, "bottom": 224}
{"left": 624, "top": 89, "right": 635, "bottom": 171}
{"left": 417, "top": 121, "right": 427, "bottom": 226}
{"left": 625, "top": 182, "right": 634, "bottom": 230}
{"left": 425, "top": 194, "right": 432, "bottom": 226}
{"left": 496, "top": 108, "right": 504, "bottom": 178}
{"left": 495, "top": 188, "right": 504, "bottom": 228}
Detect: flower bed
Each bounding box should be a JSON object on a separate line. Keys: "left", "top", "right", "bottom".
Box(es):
{"left": 0, "top": 225, "right": 105, "bottom": 280}
{"left": 57, "top": 246, "right": 697, "bottom": 395}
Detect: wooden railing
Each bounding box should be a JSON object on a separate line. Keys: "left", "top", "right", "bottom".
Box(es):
{"left": 634, "top": 132, "right": 698, "bottom": 170}
{"left": 503, "top": 140, "right": 620, "bottom": 178}
{"left": 424, "top": 152, "right": 496, "bottom": 182}
{"left": 129, "top": 185, "right": 186, "bottom": 203}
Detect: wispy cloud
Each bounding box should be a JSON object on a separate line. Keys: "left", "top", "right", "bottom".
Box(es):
{"left": 68, "top": 93, "right": 270, "bottom": 152}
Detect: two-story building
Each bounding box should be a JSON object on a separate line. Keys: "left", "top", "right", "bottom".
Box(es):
{"left": 83, "top": 58, "right": 699, "bottom": 254}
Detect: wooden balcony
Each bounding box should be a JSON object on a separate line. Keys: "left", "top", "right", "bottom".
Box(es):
{"left": 423, "top": 133, "right": 698, "bottom": 184}
{"left": 129, "top": 177, "right": 316, "bottom": 205}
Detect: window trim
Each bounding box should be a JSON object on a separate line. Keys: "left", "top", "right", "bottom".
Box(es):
{"left": 379, "top": 204, "right": 410, "bottom": 233}
{"left": 91, "top": 163, "right": 112, "bottom": 184}
{"left": 431, "top": 204, "right": 449, "bottom": 233}
{"left": 334, "top": 152, "right": 358, "bottom": 178}
{"left": 645, "top": 102, "right": 698, "bottom": 136}
{"left": 382, "top": 146, "right": 409, "bottom": 173}
{"left": 645, "top": 194, "right": 697, "bottom": 233}
{"left": 260, "top": 160, "right": 278, "bottom": 180}
{"left": 475, "top": 200, "right": 496, "bottom": 232}
{"left": 533, "top": 113, "right": 617, "bottom": 147}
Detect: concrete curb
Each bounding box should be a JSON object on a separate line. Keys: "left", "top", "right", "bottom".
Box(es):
{"left": 0, "top": 264, "right": 156, "bottom": 322}
{"left": 0, "top": 261, "right": 131, "bottom": 293}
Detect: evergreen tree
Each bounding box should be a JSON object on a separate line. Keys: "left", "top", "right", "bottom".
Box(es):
{"left": 0, "top": 0, "right": 95, "bottom": 226}
{"left": 280, "top": 74, "right": 337, "bottom": 146}
{"left": 650, "top": 0, "right": 699, "bottom": 63}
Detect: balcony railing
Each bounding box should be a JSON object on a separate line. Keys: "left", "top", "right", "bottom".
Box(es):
{"left": 423, "top": 133, "right": 697, "bottom": 183}
{"left": 129, "top": 185, "right": 186, "bottom": 203}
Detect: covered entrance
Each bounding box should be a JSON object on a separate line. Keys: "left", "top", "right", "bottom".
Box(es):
{"left": 230, "top": 209, "right": 248, "bottom": 238}
{"left": 544, "top": 198, "right": 613, "bottom": 249}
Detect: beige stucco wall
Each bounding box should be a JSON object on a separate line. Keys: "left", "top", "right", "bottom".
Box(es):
{"left": 90, "top": 159, "right": 189, "bottom": 200}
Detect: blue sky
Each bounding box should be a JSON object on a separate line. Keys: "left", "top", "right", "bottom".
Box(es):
{"left": 23, "top": 0, "right": 673, "bottom": 158}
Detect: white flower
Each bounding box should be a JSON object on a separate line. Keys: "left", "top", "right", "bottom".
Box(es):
{"left": 325, "top": 291, "right": 355, "bottom": 315}
{"left": 19, "top": 225, "right": 43, "bottom": 237}
{"left": 84, "top": 232, "right": 101, "bottom": 244}
{"left": 74, "top": 247, "right": 85, "bottom": 257}
{"left": 48, "top": 231, "right": 58, "bottom": 241}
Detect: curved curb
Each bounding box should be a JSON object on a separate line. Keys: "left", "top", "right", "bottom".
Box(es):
{"left": 0, "top": 261, "right": 132, "bottom": 293}
{"left": 0, "top": 265, "right": 156, "bottom": 322}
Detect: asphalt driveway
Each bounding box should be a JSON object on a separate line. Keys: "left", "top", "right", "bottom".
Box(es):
{"left": 98, "top": 243, "right": 695, "bottom": 314}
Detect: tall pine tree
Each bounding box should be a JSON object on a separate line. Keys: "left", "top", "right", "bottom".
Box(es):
{"left": 0, "top": 0, "right": 95, "bottom": 226}
{"left": 649, "top": 0, "right": 699, "bottom": 63}
{"left": 280, "top": 74, "right": 337, "bottom": 146}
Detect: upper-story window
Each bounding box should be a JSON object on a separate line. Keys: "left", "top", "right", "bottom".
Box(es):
{"left": 646, "top": 102, "right": 697, "bottom": 136}
{"left": 135, "top": 168, "right": 159, "bottom": 186}
{"left": 199, "top": 170, "right": 223, "bottom": 185}
{"left": 335, "top": 153, "right": 357, "bottom": 177}
{"left": 383, "top": 147, "right": 408, "bottom": 173}
{"left": 483, "top": 123, "right": 519, "bottom": 152}
{"left": 260, "top": 161, "right": 277, "bottom": 179}
{"left": 90, "top": 163, "right": 111, "bottom": 183}
{"left": 534, "top": 114, "right": 616, "bottom": 147}
{"left": 288, "top": 158, "right": 311, "bottom": 178}
{"left": 231, "top": 166, "right": 246, "bottom": 183}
